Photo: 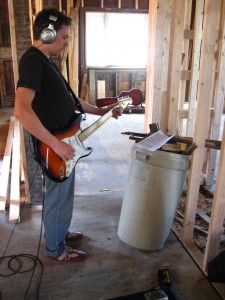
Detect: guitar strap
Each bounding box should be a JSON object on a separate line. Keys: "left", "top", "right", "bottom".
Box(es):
{"left": 33, "top": 47, "right": 85, "bottom": 116}
{"left": 50, "top": 61, "right": 86, "bottom": 116}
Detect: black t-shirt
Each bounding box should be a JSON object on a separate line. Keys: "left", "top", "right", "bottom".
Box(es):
{"left": 17, "top": 46, "right": 76, "bottom": 132}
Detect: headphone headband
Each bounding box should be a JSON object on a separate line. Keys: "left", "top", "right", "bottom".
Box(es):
{"left": 49, "top": 15, "right": 57, "bottom": 22}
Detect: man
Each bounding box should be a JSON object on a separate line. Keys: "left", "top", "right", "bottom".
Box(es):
{"left": 14, "top": 8, "right": 122, "bottom": 262}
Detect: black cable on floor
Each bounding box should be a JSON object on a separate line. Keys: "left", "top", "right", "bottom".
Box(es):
{"left": 0, "top": 162, "right": 45, "bottom": 300}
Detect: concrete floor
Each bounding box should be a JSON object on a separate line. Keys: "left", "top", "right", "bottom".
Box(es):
{"left": 0, "top": 112, "right": 223, "bottom": 300}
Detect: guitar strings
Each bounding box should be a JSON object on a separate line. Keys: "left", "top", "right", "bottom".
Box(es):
{"left": 0, "top": 135, "right": 45, "bottom": 300}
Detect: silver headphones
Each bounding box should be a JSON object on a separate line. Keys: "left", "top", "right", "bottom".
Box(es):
{"left": 40, "top": 14, "right": 57, "bottom": 44}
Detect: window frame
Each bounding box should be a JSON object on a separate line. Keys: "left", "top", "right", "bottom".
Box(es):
{"left": 79, "top": 7, "right": 149, "bottom": 74}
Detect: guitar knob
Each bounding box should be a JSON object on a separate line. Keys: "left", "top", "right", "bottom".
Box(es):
{"left": 59, "top": 165, "right": 65, "bottom": 179}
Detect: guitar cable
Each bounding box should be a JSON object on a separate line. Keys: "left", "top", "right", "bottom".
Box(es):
{"left": 0, "top": 135, "right": 45, "bottom": 300}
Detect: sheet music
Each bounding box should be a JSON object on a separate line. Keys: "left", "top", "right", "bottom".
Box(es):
{"left": 134, "top": 130, "right": 174, "bottom": 152}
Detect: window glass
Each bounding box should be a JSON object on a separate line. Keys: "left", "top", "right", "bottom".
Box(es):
{"left": 86, "top": 12, "right": 148, "bottom": 68}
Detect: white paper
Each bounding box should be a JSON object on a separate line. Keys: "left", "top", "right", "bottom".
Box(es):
{"left": 135, "top": 130, "right": 174, "bottom": 151}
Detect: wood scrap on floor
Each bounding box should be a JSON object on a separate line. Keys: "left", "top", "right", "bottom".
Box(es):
{"left": 0, "top": 116, "right": 27, "bottom": 223}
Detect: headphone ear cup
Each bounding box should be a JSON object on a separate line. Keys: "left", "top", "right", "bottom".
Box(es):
{"left": 40, "top": 24, "right": 56, "bottom": 44}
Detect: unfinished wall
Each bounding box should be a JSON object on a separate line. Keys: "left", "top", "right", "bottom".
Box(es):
{"left": 145, "top": 0, "right": 225, "bottom": 282}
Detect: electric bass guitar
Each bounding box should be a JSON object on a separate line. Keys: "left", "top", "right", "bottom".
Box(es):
{"left": 35, "top": 96, "right": 132, "bottom": 182}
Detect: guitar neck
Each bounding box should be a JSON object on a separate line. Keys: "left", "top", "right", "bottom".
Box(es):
{"left": 79, "top": 109, "right": 114, "bottom": 143}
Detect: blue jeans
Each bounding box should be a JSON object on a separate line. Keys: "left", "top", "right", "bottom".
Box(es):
{"left": 43, "top": 168, "right": 75, "bottom": 257}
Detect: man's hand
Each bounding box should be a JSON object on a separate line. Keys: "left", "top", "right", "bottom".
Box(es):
{"left": 112, "top": 106, "right": 123, "bottom": 119}
{"left": 51, "top": 139, "right": 75, "bottom": 162}
{"left": 102, "top": 102, "right": 124, "bottom": 119}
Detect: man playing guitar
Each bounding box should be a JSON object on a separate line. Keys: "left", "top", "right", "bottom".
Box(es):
{"left": 14, "top": 8, "right": 123, "bottom": 262}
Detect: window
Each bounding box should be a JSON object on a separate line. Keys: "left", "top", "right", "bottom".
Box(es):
{"left": 85, "top": 12, "right": 148, "bottom": 68}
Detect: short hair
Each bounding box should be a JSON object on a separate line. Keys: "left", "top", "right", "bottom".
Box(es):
{"left": 33, "top": 8, "right": 72, "bottom": 40}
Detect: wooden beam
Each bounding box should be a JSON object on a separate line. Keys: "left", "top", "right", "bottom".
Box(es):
{"left": 180, "top": 70, "right": 191, "bottom": 80}
{"left": 68, "top": 4, "right": 80, "bottom": 95}
{"left": 19, "top": 124, "right": 30, "bottom": 203}
{"left": 186, "top": 0, "right": 204, "bottom": 137}
{"left": 59, "top": 0, "right": 62, "bottom": 11}
{"left": 184, "top": 29, "right": 194, "bottom": 39}
{"left": 35, "top": 0, "right": 42, "bottom": 14}
{"left": 144, "top": 0, "right": 158, "bottom": 132}
{"left": 67, "top": 0, "right": 74, "bottom": 15}
{"left": 9, "top": 118, "right": 20, "bottom": 223}
{"left": 0, "top": 117, "right": 15, "bottom": 213}
{"left": 167, "top": 0, "right": 186, "bottom": 135}
{"left": 0, "top": 48, "right": 12, "bottom": 59}
{"left": 205, "top": 0, "right": 225, "bottom": 185}
{"left": 149, "top": 0, "right": 171, "bottom": 132}
{"left": 7, "top": 0, "right": 18, "bottom": 91}
{"left": 182, "top": 0, "right": 221, "bottom": 243}
{"left": 178, "top": 109, "right": 188, "bottom": 119}
{"left": 80, "top": 72, "right": 88, "bottom": 99}
{"left": 203, "top": 121, "right": 225, "bottom": 271}
{"left": 135, "top": 0, "right": 139, "bottom": 9}
{"left": 178, "top": 0, "right": 192, "bottom": 136}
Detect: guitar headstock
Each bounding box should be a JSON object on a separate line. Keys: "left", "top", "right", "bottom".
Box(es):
{"left": 117, "top": 96, "right": 132, "bottom": 108}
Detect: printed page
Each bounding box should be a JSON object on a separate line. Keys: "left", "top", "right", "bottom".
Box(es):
{"left": 135, "top": 130, "right": 174, "bottom": 151}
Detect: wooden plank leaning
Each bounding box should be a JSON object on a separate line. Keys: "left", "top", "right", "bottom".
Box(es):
{"left": 0, "top": 117, "right": 15, "bottom": 213}
{"left": 9, "top": 118, "right": 20, "bottom": 223}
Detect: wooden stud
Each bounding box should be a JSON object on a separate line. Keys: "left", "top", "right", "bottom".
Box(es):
{"left": 144, "top": 0, "right": 158, "bottom": 132}
{"left": 184, "top": 29, "right": 194, "bottom": 39}
{"left": 19, "top": 124, "right": 30, "bottom": 203}
{"left": 178, "top": 109, "right": 188, "bottom": 119}
{"left": 180, "top": 70, "right": 191, "bottom": 80}
{"left": 80, "top": 72, "right": 88, "bottom": 99}
{"left": 28, "top": 0, "right": 34, "bottom": 42}
{"left": 9, "top": 118, "right": 20, "bottom": 223}
{"left": 67, "top": 0, "right": 74, "bottom": 15}
{"left": 182, "top": 0, "right": 221, "bottom": 243}
{"left": 186, "top": 0, "right": 204, "bottom": 137}
{"left": 135, "top": 0, "right": 139, "bottom": 9}
{"left": 68, "top": 3, "right": 80, "bottom": 95}
{"left": 0, "top": 117, "right": 15, "bottom": 213}
{"left": 205, "top": 0, "right": 225, "bottom": 185}
{"left": 167, "top": 0, "right": 186, "bottom": 135}
{"left": 147, "top": 0, "right": 171, "bottom": 132}
{"left": 7, "top": 0, "right": 18, "bottom": 91}
{"left": 35, "top": 0, "right": 42, "bottom": 13}
{"left": 203, "top": 121, "right": 225, "bottom": 271}
{"left": 59, "top": 0, "right": 62, "bottom": 11}
{"left": 178, "top": 0, "right": 192, "bottom": 136}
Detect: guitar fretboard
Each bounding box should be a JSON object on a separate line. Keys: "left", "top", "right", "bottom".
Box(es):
{"left": 78, "top": 109, "right": 113, "bottom": 142}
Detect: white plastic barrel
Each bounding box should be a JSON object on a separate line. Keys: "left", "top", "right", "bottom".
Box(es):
{"left": 118, "top": 145, "right": 190, "bottom": 251}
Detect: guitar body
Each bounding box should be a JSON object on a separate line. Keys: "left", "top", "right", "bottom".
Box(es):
{"left": 36, "top": 114, "right": 92, "bottom": 182}
{"left": 96, "top": 88, "right": 143, "bottom": 108}
{"left": 34, "top": 96, "right": 132, "bottom": 182}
